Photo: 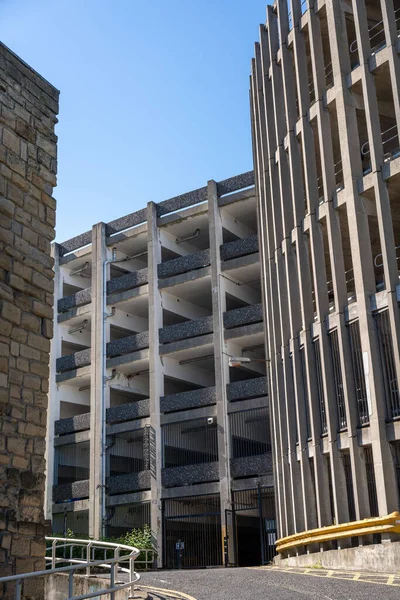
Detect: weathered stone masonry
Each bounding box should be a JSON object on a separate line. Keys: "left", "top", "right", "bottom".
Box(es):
{"left": 0, "top": 43, "right": 58, "bottom": 599}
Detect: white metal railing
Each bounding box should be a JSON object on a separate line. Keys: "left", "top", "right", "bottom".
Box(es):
{"left": 0, "top": 536, "right": 141, "bottom": 600}
{"left": 288, "top": 0, "right": 308, "bottom": 31}
{"left": 350, "top": 8, "right": 400, "bottom": 55}
{"left": 361, "top": 124, "right": 400, "bottom": 161}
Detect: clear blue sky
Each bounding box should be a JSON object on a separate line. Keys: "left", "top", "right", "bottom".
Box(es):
{"left": 0, "top": 0, "right": 268, "bottom": 242}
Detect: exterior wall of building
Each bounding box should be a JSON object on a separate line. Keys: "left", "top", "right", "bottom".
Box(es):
{"left": 47, "top": 171, "right": 275, "bottom": 567}
{"left": 0, "top": 43, "right": 58, "bottom": 598}
{"left": 251, "top": 0, "right": 400, "bottom": 552}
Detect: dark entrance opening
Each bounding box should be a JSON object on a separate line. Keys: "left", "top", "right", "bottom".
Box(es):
{"left": 226, "top": 486, "right": 276, "bottom": 567}
{"left": 236, "top": 514, "right": 262, "bottom": 566}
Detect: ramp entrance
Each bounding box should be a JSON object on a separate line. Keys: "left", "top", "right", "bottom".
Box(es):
{"left": 225, "top": 486, "right": 276, "bottom": 567}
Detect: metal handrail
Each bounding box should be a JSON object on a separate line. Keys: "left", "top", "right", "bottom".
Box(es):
{"left": 361, "top": 124, "right": 399, "bottom": 156}
{"left": 0, "top": 536, "right": 141, "bottom": 600}
{"left": 374, "top": 244, "right": 400, "bottom": 268}
{"left": 288, "top": 0, "right": 308, "bottom": 31}
{"left": 350, "top": 8, "right": 400, "bottom": 54}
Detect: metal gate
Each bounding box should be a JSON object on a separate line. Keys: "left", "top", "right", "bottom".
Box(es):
{"left": 163, "top": 495, "right": 223, "bottom": 569}
{"left": 229, "top": 486, "right": 276, "bottom": 566}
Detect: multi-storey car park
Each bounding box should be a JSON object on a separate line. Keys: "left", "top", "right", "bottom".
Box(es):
{"left": 251, "top": 0, "right": 400, "bottom": 564}
{"left": 44, "top": 171, "right": 276, "bottom": 569}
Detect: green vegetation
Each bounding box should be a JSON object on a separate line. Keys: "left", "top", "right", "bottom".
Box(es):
{"left": 51, "top": 525, "right": 155, "bottom": 569}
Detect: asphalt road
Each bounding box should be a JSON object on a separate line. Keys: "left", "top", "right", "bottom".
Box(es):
{"left": 138, "top": 566, "right": 400, "bottom": 600}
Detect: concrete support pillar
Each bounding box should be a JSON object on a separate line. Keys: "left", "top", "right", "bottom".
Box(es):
{"left": 89, "top": 223, "right": 109, "bottom": 539}
{"left": 327, "top": 0, "right": 398, "bottom": 516}
{"left": 147, "top": 202, "right": 163, "bottom": 567}
{"left": 208, "top": 180, "right": 230, "bottom": 558}
{"left": 45, "top": 244, "right": 62, "bottom": 522}
{"left": 251, "top": 54, "right": 284, "bottom": 537}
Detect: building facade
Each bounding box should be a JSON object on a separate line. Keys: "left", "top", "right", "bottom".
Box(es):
{"left": 45, "top": 172, "right": 275, "bottom": 568}
{"left": 251, "top": 0, "right": 400, "bottom": 552}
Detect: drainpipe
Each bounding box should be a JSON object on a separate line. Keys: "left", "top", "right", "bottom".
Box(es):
{"left": 100, "top": 248, "right": 116, "bottom": 537}
{"left": 100, "top": 248, "right": 139, "bottom": 536}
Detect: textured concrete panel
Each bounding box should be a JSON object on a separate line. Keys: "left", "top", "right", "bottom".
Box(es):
{"left": 158, "top": 250, "right": 210, "bottom": 279}
{"left": 227, "top": 376, "right": 268, "bottom": 401}
{"left": 216, "top": 171, "right": 255, "bottom": 196}
{"left": 158, "top": 266, "right": 211, "bottom": 290}
{"left": 59, "top": 231, "right": 92, "bottom": 257}
{"left": 159, "top": 316, "right": 213, "bottom": 344}
{"left": 59, "top": 172, "right": 254, "bottom": 253}
{"left": 221, "top": 252, "right": 260, "bottom": 273}
{"left": 156, "top": 187, "right": 208, "bottom": 217}
{"left": 107, "top": 471, "right": 151, "bottom": 495}
{"left": 106, "top": 208, "right": 147, "bottom": 236}
{"left": 159, "top": 333, "right": 213, "bottom": 356}
{"left": 106, "top": 331, "right": 149, "bottom": 358}
{"left": 220, "top": 235, "right": 259, "bottom": 261}
{"left": 106, "top": 399, "right": 150, "bottom": 424}
{"left": 106, "top": 348, "right": 149, "bottom": 370}
{"left": 230, "top": 453, "right": 272, "bottom": 478}
{"left": 160, "top": 387, "right": 217, "bottom": 413}
{"left": 106, "top": 268, "right": 148, "bottom": 295}
{"left": 225, "top": 322, "right": 264, "bottom": 341}
{"left": 58, "top": 287, "right": 92, "bottom": 313}
{"left": 223, "top": 304, "right": 263, "bottom": 329}
{"left": 54, "top": 413, "right": 90, "bottom": 436}
{"left": 56, "top": 348, "right": 91, "bottom": 373}
{"left": 161, "top": 462, "right": 220, "bottom": 488}
{"left": 53, "top": 480, "right": 90, "bottom": 502}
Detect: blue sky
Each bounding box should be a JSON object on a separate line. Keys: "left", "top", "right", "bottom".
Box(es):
{"left": 0, "top": 0, "right": 268, "bottom": 242}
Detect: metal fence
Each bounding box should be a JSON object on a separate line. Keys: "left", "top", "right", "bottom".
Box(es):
{"left": 326, "top": 455, "right": 335, "bottom": 525}
{"left": 375, "top": 309, "right": 400, "bottom": 420}
{"left": 364, "top": 446, "right": 379, "bottom": 517}
{"left": 229, "top": 408, "right": 270, "bottom": 459}
{"left": 300, "top": 347, "right": 311, "bottom": 439}
{"left": 329, "top": 330, "right": 347, "bottom": 430}
{"left": 163, "top": 495, "right": 222, "bottom": 568}
{"left": 348, "top": 320, "right": 369, "bottom": 426}
{"left": 313, "top": 338, "right": 328, "bottom": 435}
{"left": 392, "top": 442, "right": 400, "bottom": 510}
{"left": 53, "top": 510, "right": 89, "bottom": 538}
{"left": 342, "top": 452, "right": 356, "bottom": 522}
{"left": 162, "top": 417, "right": 218, "bottom": 468}
{"left": 232, "top": 487, "right": 276, "bottom": 565}
{"left": 106, "top": 502, "right": 151, "bottom": 538}
{"left": 107, "top": 430, "right": 146, "bottom": 477}
{"left": 55, "top": 442, "right": 90, "bottom": 486}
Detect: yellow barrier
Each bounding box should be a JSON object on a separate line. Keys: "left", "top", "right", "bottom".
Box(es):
{"left": 276, "top": 511, "right": 400, "bottom": 554}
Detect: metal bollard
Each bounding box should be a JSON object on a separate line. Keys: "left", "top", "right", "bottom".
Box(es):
{"left": 52, "top": 539, "right": 57, "bottom": 569}
{"left": 68, "top": 571, "right": 74, "bottom": 598}
{"left": 86, "top": 542, "right": 92, "bottom": 577}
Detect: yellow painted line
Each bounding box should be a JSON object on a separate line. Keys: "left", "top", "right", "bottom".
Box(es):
{"left": 248, "top": 566, "right": 400, "bottom": 587}
{"left": 139, "top": 584, "right": 197, "bottom": 600}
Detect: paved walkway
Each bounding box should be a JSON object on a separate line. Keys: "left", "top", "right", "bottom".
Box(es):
{"left": 137, "top": 566, "right": 400, "bottom": 599}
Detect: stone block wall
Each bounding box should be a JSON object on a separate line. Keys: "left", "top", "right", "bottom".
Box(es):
{"left": 0, "top": 43, "right": 58, "bottom": 599}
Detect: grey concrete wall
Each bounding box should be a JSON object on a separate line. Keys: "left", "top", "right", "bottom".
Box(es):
{"left": 276, "top": 540, "right": 400, "bottom": 573}
{"left": 220, "top": 235, "right": 258, "bottom": 261}
{"left": 157, "top": 250, "right": 210, "bottom": 279}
